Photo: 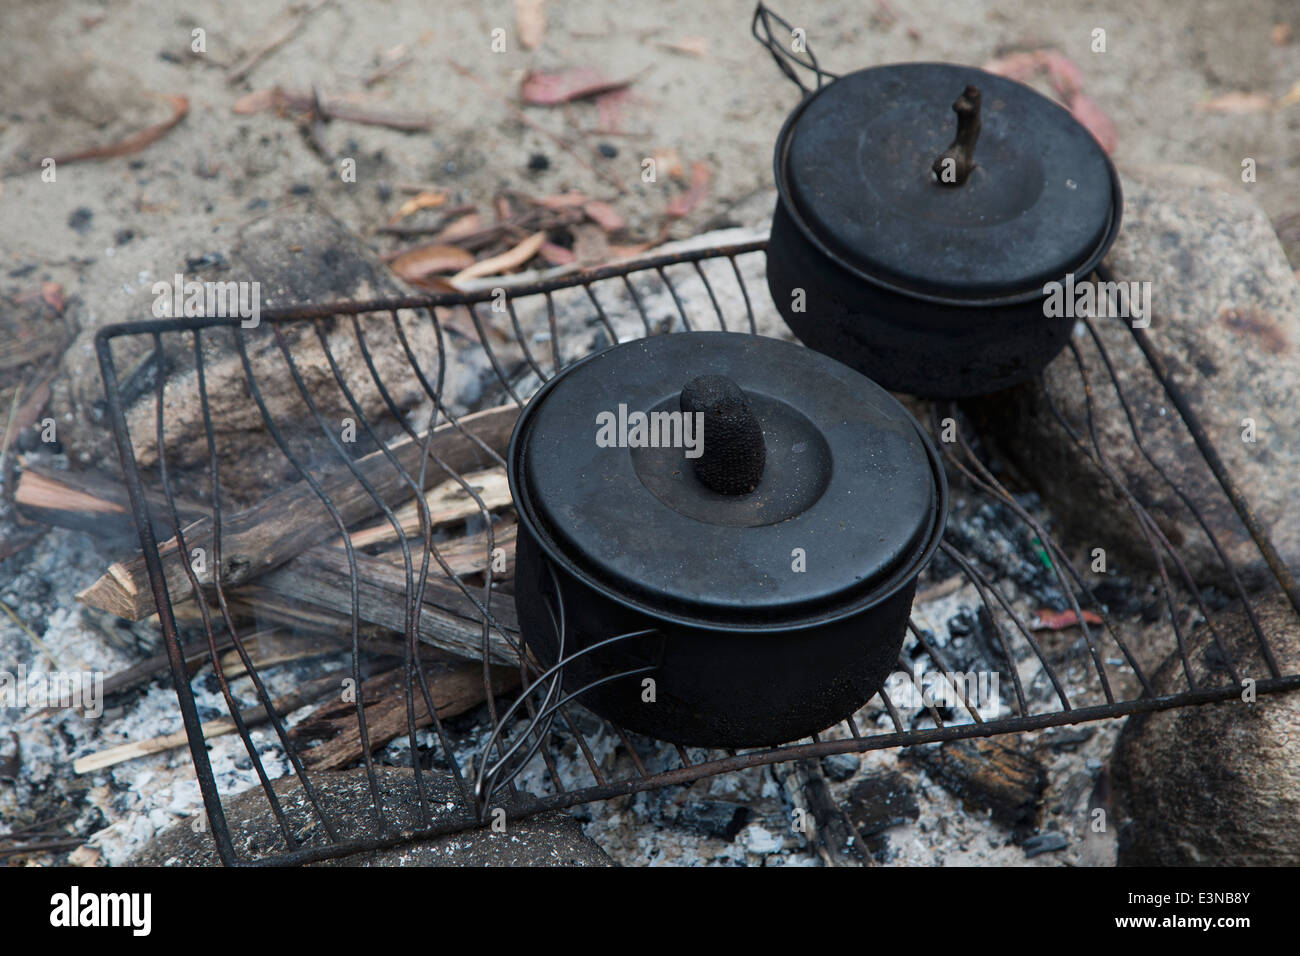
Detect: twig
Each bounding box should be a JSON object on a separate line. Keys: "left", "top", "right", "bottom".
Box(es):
{"left": 0, "top": 838, "right": 84, "bottom": 859}
{"left": 227, "top": 0, "right": 331, "bottom": 85}
{"left": 73, "top": 673, "right": 339, "bottom": 774}
{"left": 235, "top": 86, "right": 434, "bottom": 131}
{"left": 450, "top": 231, "right": 546, "bottom": 285}
{"left": 0, "top": 382, "right": 21, "bottom": 475}
{"left": 0, "top": 597, "right": 59, "bottom": 669}
{"left": 363, "top": 49, "right": 413, "bottom": 88}
{"left": 45, "top": 95, "right": 189, "bottom": 166}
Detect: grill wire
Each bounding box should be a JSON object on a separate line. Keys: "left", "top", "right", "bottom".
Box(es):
{"left": 94, "top": 239, "right": 1300, "bottom": 865}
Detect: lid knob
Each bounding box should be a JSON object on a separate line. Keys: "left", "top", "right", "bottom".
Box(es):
{"left": 931, "top": 85, "right": 982, "bottom": 187}
{"left": 680, "top": 375, "right": 766, "bottom": 495}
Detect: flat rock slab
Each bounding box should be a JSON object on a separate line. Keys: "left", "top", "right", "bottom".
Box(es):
{"left": 969, "top": 164, "right": 1300, "bottom": 591}
{"left": 130, "top": 766, "right": 613, "bottom": 867}
{"left": 65, "top": 210, "right": 496, "bottom": 504}
{"left": 1111, "top": 590, "right": 1300, "bottom": 865}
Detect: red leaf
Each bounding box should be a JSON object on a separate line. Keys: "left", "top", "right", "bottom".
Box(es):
{"left": 582, "top": 200, "right": 625, "bottom": 232}
{"left": 390, "top": 244, "right": 476, "bottom": 283}
{"left": 520, "top": 69, "right": 635, "bottom": 106}
{"left": 539, "top": 242, "right": 576, "bottom": 265}
{"left": 1032, "top": 609, "right": 1104, "bottom": 631}
{"left": 1042, "top": 49, "right": 1083, "bottom": 99}
{"left": 666, "top": 161, "right": 712, "bottom": 218}
{"left": 41, "top": 282, "right": 65, "bottom": 313}
{"left": 981, "top": 50, "right": 1044, "bottom": 83}
{"left": 1068, "top": 92, "right": 1117, "bottom": 153}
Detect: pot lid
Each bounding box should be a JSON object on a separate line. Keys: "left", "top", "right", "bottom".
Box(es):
{"left": 777, "top": 62, "right": 1117, "bottom": 301}
{"left": 511, "top": 332, "right": 943, "bottom": 624}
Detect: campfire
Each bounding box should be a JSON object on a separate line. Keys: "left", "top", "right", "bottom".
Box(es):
{"left": 3, "top": 1, "right": 1299, "bottom": 873}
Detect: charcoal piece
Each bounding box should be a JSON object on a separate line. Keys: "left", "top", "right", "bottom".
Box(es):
{"left": 905, "top": 737, "right": 1046, "bottom": 836}
{"left": 844, "top": 771, "right": 919, "bottom": 837}
{"left": 675, "top": 800, "right": 751, "bottom": 841}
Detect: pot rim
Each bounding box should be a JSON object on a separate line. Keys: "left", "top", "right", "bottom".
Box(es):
{"left": 509, "top": 333, "right": 950, "bottom": 635}
{"left": 773, "top": 61, "right": 1124, "bottom": 308}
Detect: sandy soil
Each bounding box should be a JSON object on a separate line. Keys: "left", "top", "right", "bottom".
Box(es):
{"left": 2, "top": 0, "right": 1298, "bottom": 296}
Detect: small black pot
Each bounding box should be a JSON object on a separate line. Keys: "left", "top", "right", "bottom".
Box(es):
{"left": 762, "top": 53, "right": 1123, "bottom": 398}
{"left": 509, "top": 332, "right": 947, "bottom": 748}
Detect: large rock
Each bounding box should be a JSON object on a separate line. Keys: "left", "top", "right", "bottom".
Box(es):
{"left": 131, "top": 766, "right": 613, "bottom": 866}
{"left": 62, "top": 210, "right": 504, "bottom": 504}
{"left": 969, "top": 165, "right": 1300, "bottom": 591}
{"left": 1111, "top": 590, "right": 1300, "bottom": 865}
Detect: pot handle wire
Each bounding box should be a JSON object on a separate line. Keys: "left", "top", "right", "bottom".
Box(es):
{"left": 471, "top": 560, "right": 662, "bottom": 812}
{"left": 752, "top": 2, "right": 840, "bottom": 97}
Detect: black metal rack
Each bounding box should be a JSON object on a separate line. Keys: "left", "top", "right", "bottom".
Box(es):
{"left": 95, "top": 238, "right": 1300, "bottom": 865}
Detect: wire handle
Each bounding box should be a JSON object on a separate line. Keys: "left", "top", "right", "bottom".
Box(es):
{"left": 751, "top": 2, "right": 840, "bottom": 97}
{"left": 472, "top": 561, "right": 662, "bottom": 811}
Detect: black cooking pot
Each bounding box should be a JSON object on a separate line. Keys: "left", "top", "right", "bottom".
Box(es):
{"left": 755, "top": 6, "right": 1122, "bottom": 398}
{"left": 509, "top": 331, "right": 947, "bottom": 748}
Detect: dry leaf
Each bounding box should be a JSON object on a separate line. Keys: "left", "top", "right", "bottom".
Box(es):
{"left": 432, "top": 212, "right": 482, "bottom": 242}
{"left": 1032, "top": 609, "right": 1104, "bottom": 631}
{"left": 1041, "top": 49, "right": 1083, "bottom": 99}
{"left": 520, "top": 68, "right": 636, "bottom": 106}
{"left": 232, "top": 88, "right": 278, "bottom": 114}
{"left": 536, "top": 190, "right": 588, "bottom": 209}
{"left": 451, "top": 231, "right": 546, "bottom": 284}
{"left": 1068, "top": 93, "right": 1117, "bottom": 153}
{"left": 608, "top": 240, "right": 659, "bottom": 258}
{"left": 539, "top": 242, "right": 576, "bottom": 265}
{"left": 583, "top": 200, "right": 624, "bottom": 232}
{"left": 657, "top": 37, "right": 709, "bottom": 57}
{"left": 652, "top": 147, "right": 685, "bottom": 181}
{"left": 516, "top": 0, "right": 546, "bottom": 50}
{"left": 388, "top": 191, "right": 448, "bottom": 224}
{"left": 596, "top": 87, "right": 630, "bottom": 131}
{"left": 1197, "top": 91, "right": 1274, "bottom": 114}
{"left": 40, "top": 282, "right": 65, "bottom": 313}
{"left": 981, "top": 50, "right": 1044, "bottom": 83}
{"left": 391, "top": 245, "right": 476, "bottom": 283}
{"left": 666, "top": 161, "right": 712, "bottom": 218}
{"left": 49, "top": 94, "right": 189, "bottom": 165}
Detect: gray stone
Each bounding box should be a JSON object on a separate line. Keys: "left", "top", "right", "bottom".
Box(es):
{"left": 130, "top": 766, "right": 614, "bottom": 867}
{"left": 969, "top": 164, "right": 1300, "bottom": 591}
{"left": 62, "top": 210, "right": 501, "bottom": 503}
{"left": 1112, "top": 590, "right": 1300, "bottom": 865}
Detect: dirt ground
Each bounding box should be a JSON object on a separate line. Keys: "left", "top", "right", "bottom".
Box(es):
{"left": 2, "top": 0, "right": 1299, "bottom": 295}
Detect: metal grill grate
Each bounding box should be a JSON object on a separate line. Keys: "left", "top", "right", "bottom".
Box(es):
{"left": 94, "top": 239, "right": 1300, "bottom": 865}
